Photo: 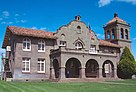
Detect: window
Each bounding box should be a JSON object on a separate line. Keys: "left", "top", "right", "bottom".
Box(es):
{"left": 37, "top": 59, "right": 45, "bottom": 73}
{"left": 22, "top": 58, "right": 30, "bottom": 72}
{"left": 112, "top": 29, "right": 115, "bottom": 39}
{"left": 59, "top": 41, "right": 66, "bottom": 47}
{"left": 125, "top": 29, "right": 128, "bottom": 39}
{"left": 61, "top": 34, "right": 65, "bottom": 41}
{"left": 77, "top": 26, "right": 81, "bottom": 33}
{"left": 120, "top": 28, "right": 124, "bottom": 39}
{"left": 23, "top": 38, "right": 31, "bottom": 51}
{"left": 89, "top": 45, "right": 97, "bottom": 54}
{"left": 38, "top": 40, "right": 45, "bottom": 52}
{"left": 75, "top": 42, "right": 83, "bottom": 50}
{"left": 107, "top": 30, "right": 110, "bottom": 39}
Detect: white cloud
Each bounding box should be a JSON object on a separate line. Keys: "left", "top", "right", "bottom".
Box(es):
{"left": 1, "top": 21, "right": 13, "bottom": 25}
{"left": 15, "top": 14, "right": 19, "bottom": 17}
{"left": 0, "top": 18, "right": 3, "bottom": 21}
{"left": 14, "top": 18, "right": 27, "bottom": 23}
{"left": 133, "top": 37, "right": 136, "bottom": 41}
{"left": 98, "top": 0, "right": 112, "bottom": 7}
{"left": 31, "top": 26, "right": 37, "bottom": 30}
{"left": 0, "top": 48, "right": 5, "bottom": 54}
{"left": 1, "top": 21, "right": 6, "bottom": 24}
{"left": 98, "top": 0, "right": 136, "bottom": 7}
{"left": 40, "top": 27, "right": 47, "bottom": 30}
{"left": 2, "top": 11, "right": 9, "bottom": 18}
{"left": 20, "top": 20, "right": 27, "bottom": 23}
{"left": 8, "top": 22, "right": 13, "bottom": 24}
{"left": 14, "top": 18, "right": 19, "bottom": 23}
{"left": 117, "top": 0, "right": 136, "bottom": 5}
{"left": 96, "top": 33, "right": 105, "bottom": 39}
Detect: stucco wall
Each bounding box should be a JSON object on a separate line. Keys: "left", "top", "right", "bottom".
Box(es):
{"left": 13, "top": 36, "right": 54, "bottom": 80}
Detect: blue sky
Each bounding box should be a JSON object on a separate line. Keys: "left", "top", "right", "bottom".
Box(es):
{"left": 0, "top": 0, "right": 136, "bottom": 67}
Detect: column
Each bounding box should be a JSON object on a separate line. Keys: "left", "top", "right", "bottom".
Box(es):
{"left": 105, "top": 31, "right": 107, "bottom": 40}
{"left": 60, "top": 67, "right": 66, "bottom": 79}
{"left": 81, "top": 67, "right": 86, "bottom": 78}
{"left": 50, "top": 67, "right": 55, "bottom": 79}
{"left": 98, "top": 67, "right": 103, "bottom": 78}
{"left": 114, "top": 68, "right": 118, "bottom": 78}
{"left": 110, "top": 30, "right": 112, "bottom": 40}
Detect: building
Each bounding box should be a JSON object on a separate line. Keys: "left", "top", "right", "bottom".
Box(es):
{"left": 1, "top": 13, "right": 131, "bottom": 81}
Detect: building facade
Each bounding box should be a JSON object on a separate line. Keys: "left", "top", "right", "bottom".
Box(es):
{"left": 1, "top": 13, "right": 131, "bottom": 81}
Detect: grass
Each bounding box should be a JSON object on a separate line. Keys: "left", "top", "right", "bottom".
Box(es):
{"left": 0, "top": 79, "right": 136, "bottom": 92}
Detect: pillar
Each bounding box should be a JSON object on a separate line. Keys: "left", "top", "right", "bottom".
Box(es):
{"left": 110, "top": 30, "right": 112, "bottom": 40}
{"left": 105, "top": 31, "right": 108, "bottom": 39}
{"left": 114, "top": 68, "right": 118, "bottom": 78}
{"left": 60, "top": 67, "right": 66, "bottom": 79}
{"left": 50, "top": 67, "right": 55, "bottom": 79}
{"left": 81, "top": 67, "right": 86, "bottom": 78}
{"left": 98, "top": 67, "right": 103, "bottom": 78}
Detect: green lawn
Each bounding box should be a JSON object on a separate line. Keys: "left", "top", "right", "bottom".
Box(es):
{"left": 0, "top": 79, "right": 136, "bottom": 92}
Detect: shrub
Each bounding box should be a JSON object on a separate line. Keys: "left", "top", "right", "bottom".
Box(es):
{"left": 117, "top": 47, "right": 136, "bottom": 79}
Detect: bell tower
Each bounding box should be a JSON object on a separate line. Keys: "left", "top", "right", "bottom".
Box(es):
{"left": 103, "top": 13, "right": 131, "bottom": 54}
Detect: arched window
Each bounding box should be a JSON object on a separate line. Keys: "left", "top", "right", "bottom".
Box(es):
{"left": 77, "top": 26, "right": 81, "bottom": 33}
{"left": 61, "top": 34, "right": 65, "bottom": 40}
{"left": 38, "top": 40, "right": 45, "bottom": 52}
{"left": 23, "top": 38, "right": 31, "bottom": 51}
{"left": 107, "top": 30, "right": 110, "bottom": 39}
{"left": 125, "top": 29, "right": 128, "bottom": 39}
{"left": 75, "top": 42, "right": 83, "bottom": 50}
{"left": 120, "top": 28, "right": 124, "bottom": 39}
{"left": 112, "top": 29, "right": 115, "bottom": 39}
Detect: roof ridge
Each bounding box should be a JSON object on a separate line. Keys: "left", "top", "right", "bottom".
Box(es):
{"left": 8, "top": 26, "right": 54, "bottom": 34}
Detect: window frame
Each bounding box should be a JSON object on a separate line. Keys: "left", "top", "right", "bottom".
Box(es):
{"left": 125, "top": 29, "right": 128, "bottom": 39}
{"left": 120, "top": 28, "right": 124, "bottom": 39}
{"left": 22, "top": 38, "right": 31, "bottom": 51}
{"left": 89, "top": 45, "right": 97, "bottom": 54}
{"left": 38, "top": 40, "right": 45, "bottom": 52}
{"left": 37, "top": 59, "right": 45, "bottom": 73}
{"left": 77, "top": 26, "right": 81, "bottom": 34}
{"left": 107, "top": 30, "right": 110, "bottom": 39}
{"left": 75, "top": 42, "right": 83, "bottom": 50}
{"left": 59, "top": 41, "right": 66, "bottom": 47}
{"left": 22, "top": 58, "right": 30, "bottom": 73}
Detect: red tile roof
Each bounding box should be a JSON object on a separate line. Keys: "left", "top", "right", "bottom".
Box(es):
{"left": 8, "top": 26, "right": 56, "bottom": 39}
{"left": 2, "top": 26, "right": 57, "bottom": 48}
{"left": 107, "top": 16, "right": 127, "bottom": 25}
{"left": 2, "top": 26, "right": 121, "bottom": 48}
{"left": 99, "top": 40, "right": 121, "bottom": 48}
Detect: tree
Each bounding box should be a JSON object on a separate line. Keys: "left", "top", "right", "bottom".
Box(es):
{"left": 117, "top": 46, "right": 136, "bottom": 79}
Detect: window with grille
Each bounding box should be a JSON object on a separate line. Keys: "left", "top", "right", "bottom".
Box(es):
{"left": 23, "top": 38, "right": 31, "bottom": 51}
{"left": 22, "top": 58, "right": 30, "bottom": 72}
{"left": 38, "top": 40, "right": 45, "bottom": 52}
{"left": 75, "top": 42, "right": 83, "bottom": 50}
{"left": 37, "top": 59, "right": 45, "bottom": 73}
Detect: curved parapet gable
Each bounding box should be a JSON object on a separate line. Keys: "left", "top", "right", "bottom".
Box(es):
{"left": 55, "top": 16, "right": 99, "bottom": 51}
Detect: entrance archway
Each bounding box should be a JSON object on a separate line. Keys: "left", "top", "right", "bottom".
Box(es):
{"left": 65, "top": 58, "right": 81, "bottom": 78}
{"left": 53, "top": 59, "right": 60, "bottom": 78}
{"left": 102, "top": 60, "right": 114, "bottom": 78}
{"left": 85, "top": 59, "right": 99, "bottom": 78}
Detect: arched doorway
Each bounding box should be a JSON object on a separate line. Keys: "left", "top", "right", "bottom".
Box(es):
{"left": 65, "top": 58, "right": 81, "bottom": 78}
{"left": 53, "top": 59, "right": 60, "bottom": 78}
{"left": 102, "top": 60, "right": 114, "bottom": 78}
{"left": 85, "top": 59, "right": 99, "bottom": 78}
